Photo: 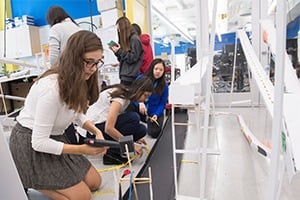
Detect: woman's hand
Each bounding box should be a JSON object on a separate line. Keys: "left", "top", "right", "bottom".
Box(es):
{"left": 139, "top": 103, "right": 147, "bottom": 115}
{"left": 94, "top": 131, "right": 108, "bottom": 156}
{"left": 95, "top": 131, "right": 105, "bottom": 140}
{"left": 134, "top": 143, "right": 143, "bottom": 157}
{"left": 110, "top": 45, "right": 120, "bottom": 53}
{"left": 81, "top": 144, "right": 107, "bottom": 156}
{"left": 137, "top": 138, "right": 147, "bottom": 145}
{"left": 150, "top": 115, "right": 158, "bottom": 122}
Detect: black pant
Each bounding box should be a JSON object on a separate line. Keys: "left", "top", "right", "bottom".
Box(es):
{"left": 64, "top": 123, "right": 85, "bottom": 144}
{"left": 65, "top": 111, "right": 147, "bottom": 144}
{"left": 94, "top": 111, "right": 146, "bottom": 142}
{"left": 126, "top": 101, "right": 164, "bottom": 138}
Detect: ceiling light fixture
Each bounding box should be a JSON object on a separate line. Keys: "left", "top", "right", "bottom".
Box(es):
{"left": 151, "top": 6, "right": 194, "bottom": 44}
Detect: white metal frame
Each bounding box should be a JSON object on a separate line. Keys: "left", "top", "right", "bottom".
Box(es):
{"left": 267, "top": 1, "right": 287, "bottom": 199}
{"left": 169, "top": 1, "right": 218, "bottom": 199}
{"left": 236, "top": 1, "right": 300, "bottom": 198}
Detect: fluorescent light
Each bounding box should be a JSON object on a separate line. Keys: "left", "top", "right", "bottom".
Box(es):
{"left": 151, "top": 6, "right": 194, "bottom": 44}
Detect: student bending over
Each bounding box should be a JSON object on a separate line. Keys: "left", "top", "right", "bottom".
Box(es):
{"left": 83, "top": 76, "right": 154, "bottom": 165}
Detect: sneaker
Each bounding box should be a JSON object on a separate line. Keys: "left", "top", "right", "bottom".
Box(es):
{"left": 103, "top": 152, "right": 128, "bottom": 165}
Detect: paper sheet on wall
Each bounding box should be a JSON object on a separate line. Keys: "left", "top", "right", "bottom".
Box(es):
{"left": 95, "top": 25, "right": 119, "bottom": 66}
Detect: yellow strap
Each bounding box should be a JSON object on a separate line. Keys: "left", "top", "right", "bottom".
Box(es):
{"left": 181, "top": 159, "right": 199, "bottom": 164}
{"left": 97, "top": 144, "right": 151, "bottom": 173}
{"left": 97, "top": 154, "right": 139, "bottom": 173}
{"left": 92, "top": 189, "right": 115, "bottom": 196}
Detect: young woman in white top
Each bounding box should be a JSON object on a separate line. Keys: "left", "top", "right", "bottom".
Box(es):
{"left": 85, "top": 77, "right": 153, "bottom": 164}
{"left": 46, "top": 6, "right": 81, "bottom": 65}
{"left": 9, "top": 30, "right": 106, "bottom": 200}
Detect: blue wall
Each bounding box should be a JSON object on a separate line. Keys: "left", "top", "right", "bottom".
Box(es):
{"left": 154, "top": 32, "right": 246, "bottom": 56}
{"left": 11, "top": 0, "right": 100, "bottom": 26}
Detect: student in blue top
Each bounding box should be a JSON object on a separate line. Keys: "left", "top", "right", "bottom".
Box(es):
{"left": 128, "top": 58, "right": 169, "bottom": 138}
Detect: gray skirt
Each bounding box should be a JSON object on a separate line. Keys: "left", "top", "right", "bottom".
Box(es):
{"left": 9, "top": 122, "right": 92, "bottom": 190}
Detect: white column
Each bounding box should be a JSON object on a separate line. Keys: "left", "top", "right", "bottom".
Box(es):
{"left": 268, "top": 0, "right": 286, "bottom": 199}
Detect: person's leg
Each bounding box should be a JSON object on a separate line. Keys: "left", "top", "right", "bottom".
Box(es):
{"left": 39, "top": 166, "right": 101, "bottom": 200}
{"left": 93, "top": 113, "right": 146, "bottom": 141}
{"left": 83, "top": 165, "right": 102, "bottom": 191}
{"left": 115, "top": 111, "right": 147, "bottom": 141}
{"left": 94, "top": 114, "right": 147, "bottom": 165}
{"left": 125, "top": 101, "right": 147, "bottom": 122}
{"left": 39, "top": 181, "right": 91, "bottom": 200}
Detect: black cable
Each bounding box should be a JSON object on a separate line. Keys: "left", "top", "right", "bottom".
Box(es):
{"left": 78, "top": 21, "right": 97, "bottom": 30}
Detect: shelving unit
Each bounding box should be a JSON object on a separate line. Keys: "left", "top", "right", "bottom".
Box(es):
{"left": 1, "top": 25, "right": 41, "bottom": 58}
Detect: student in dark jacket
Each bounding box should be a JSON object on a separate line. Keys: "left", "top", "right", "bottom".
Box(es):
{"left": 127, "top": 58, "right": 169, "bottom": 138}
{"left": 132, "top": 23, "right": 154, "bottom": 74}
{"left": 109, "top": 16, "right": 144, "bottom": 86}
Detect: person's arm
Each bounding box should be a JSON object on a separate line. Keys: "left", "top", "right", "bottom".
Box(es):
{"left": 48, "top": 28, "right": 61, "bottom": 66}
{"left": 31, "top": 82, "right": 65, "bottom": 155}
{"left": 61, "top": 120, "right": 107, "bottom": 155}
{"left": 104, "top": 99, "right": 143, "bottom": 155}
{"left": 60, "top": 118, "right": 106, "bottom": 155}
{"left": 139, "top": 102, "right": 147, "bottom": 115}
{"left": 153, "top": 84, "right": 169, "bottom": 117}
{"left": 104, "top": 101, "right": 124, "bottom": 140}
{"left": 31, "top": 80, "right": 105, "bottom": 156}
{"left": 114, "top": 35, "right": 143, "bottom": 64}
{"left": 62, "top": 143, "right": 106, "bottom": 155}
{"left": 82, "top": 120, "right": 104, "bottom": 140}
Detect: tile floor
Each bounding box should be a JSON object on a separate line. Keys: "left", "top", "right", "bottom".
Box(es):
{"left": 177, "top": 106, "right": 300, "bottom": 200}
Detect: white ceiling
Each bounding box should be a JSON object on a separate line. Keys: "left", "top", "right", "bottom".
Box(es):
{"left": 151, "top": 0, "right": 253, "bottom": 43}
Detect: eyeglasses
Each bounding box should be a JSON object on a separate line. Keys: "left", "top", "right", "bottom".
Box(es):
{"left": 83, "top": 58, "right": 104, "bottom": 69}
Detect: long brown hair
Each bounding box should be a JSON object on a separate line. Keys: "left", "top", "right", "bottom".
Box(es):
{"left": 46, "top": 6, "right": 77, "bottom": 27}
{"left": 104, "top": 77, "right": 154, "bottom": 101}
{"left": 36, "top": 30, "right": 103, "bottom": 113}
{"left": 116, "top": 16, "right": 132, "bottom": 51}
{"left": 144, "top": 58, "right": 167, "bottom": 95}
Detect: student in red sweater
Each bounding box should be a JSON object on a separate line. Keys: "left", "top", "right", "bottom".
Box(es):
{"left": 132, "top": 23, "right": 154, "bottom": 74}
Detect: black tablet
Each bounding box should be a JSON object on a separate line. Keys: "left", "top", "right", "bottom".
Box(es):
{"left": 84, "top": 138, "right": 120, "bottom": 148}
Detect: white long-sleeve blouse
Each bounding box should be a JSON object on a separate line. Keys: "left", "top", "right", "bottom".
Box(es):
{"left": 17, "top": 74, "right": 87, "bottom": 155}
